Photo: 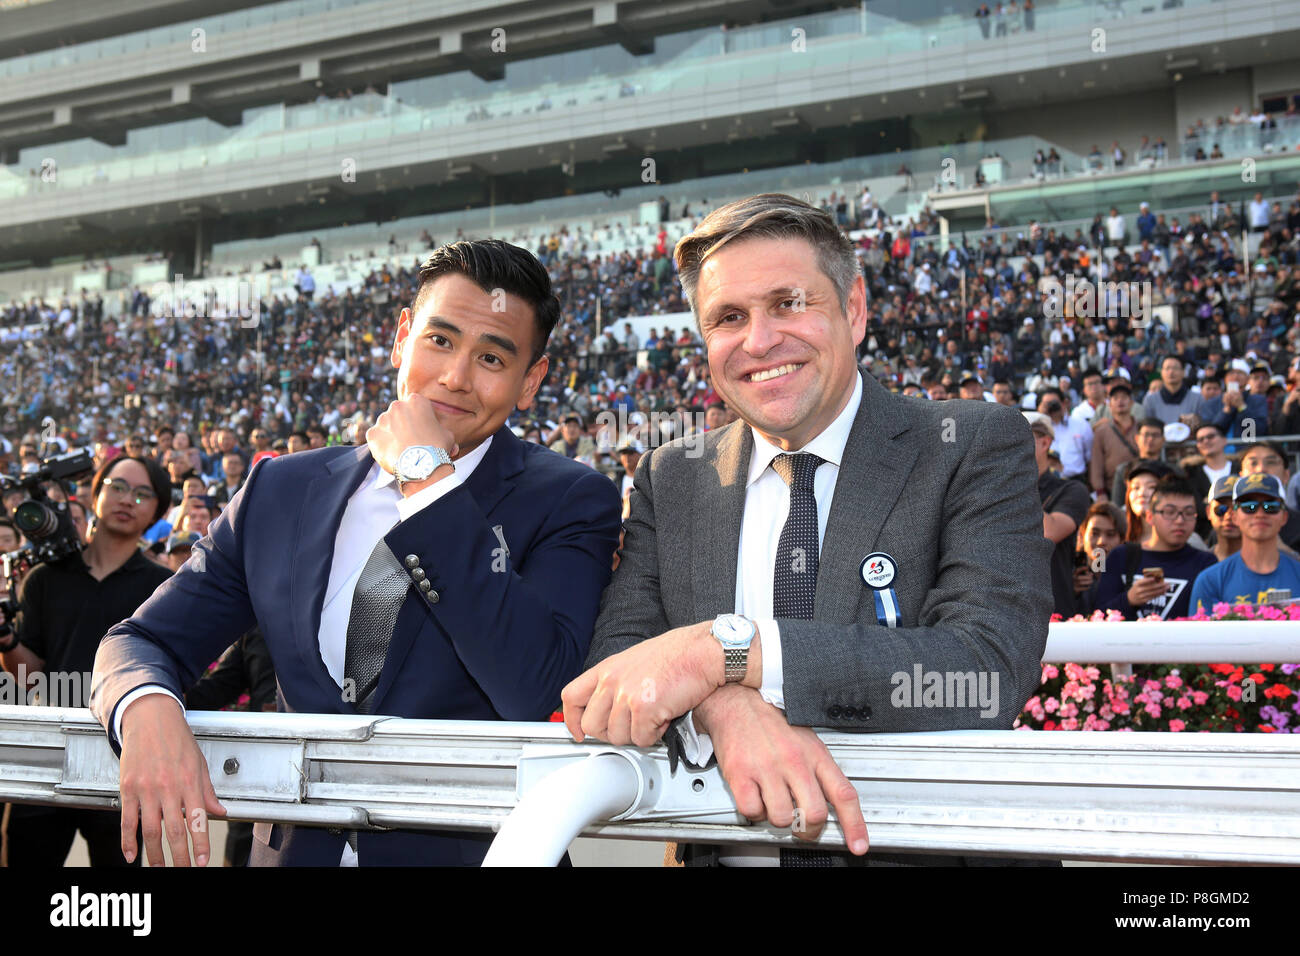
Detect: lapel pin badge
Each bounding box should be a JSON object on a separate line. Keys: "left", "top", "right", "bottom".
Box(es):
{"left": 860, "top": 552, "right": 900, "bottom": 628}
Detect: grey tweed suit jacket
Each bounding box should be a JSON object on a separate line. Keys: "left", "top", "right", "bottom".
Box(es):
{"left": 586, "top": 369, "right": 1053, "bottom": 735}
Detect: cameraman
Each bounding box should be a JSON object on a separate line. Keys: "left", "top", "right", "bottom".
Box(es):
{"left": 0, "top": 455, "right": 172, "bottom": 867}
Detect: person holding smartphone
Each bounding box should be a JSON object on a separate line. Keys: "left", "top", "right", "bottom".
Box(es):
{"left": 1094, "top": 474, "right": 1218, "bottom": 620}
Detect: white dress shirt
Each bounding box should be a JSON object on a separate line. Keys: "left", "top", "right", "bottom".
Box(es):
{"left": 111, "top": 438, "right": 491, "bottom": 866}
{"left": 677, "top": 373, "right": 863, "bottom": 866}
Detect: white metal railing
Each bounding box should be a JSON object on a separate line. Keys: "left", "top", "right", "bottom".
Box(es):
{"left": 2, "top": 706, "right": 1299, "bottom": 865}
{"left": 1043, "top": 621, "right": 1299, "bottom": 664}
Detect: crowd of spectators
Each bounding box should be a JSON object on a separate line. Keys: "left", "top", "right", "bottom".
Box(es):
{"left": 1, "top": 184, "right": 1299, "bottom": 613}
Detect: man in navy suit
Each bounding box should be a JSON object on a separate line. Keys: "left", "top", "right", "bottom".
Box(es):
{"left": 90, "top": 240, "right": 622, "bottom": 867}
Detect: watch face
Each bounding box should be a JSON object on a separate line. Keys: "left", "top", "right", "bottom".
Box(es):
{"left": 714, "top": 614, "right": 752, "bottom": 646}
{"left": 399, "top": 446, "right": 436, "bottom": 480}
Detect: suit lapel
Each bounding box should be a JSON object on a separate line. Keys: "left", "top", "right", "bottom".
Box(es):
{"left": 369, "top": 425, "right": 524, "bottom": 711}
{"left": 691, "top": 421, "right": 750, "bottom": 620}
{"left": 815, "top": 371, "right": 919, "bottom": 624}
{"left": 290, "top": 444, "right": 374, "bottom": 710}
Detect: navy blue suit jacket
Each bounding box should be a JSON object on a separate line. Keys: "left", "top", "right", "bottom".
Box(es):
{"left": 90, "top": 425, "right": 622, "bottom": 865}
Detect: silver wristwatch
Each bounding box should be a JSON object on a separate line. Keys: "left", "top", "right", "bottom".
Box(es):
{"left": 394, "top": 444, "right": 453, "bottom": 494}
{"left": 711, "top": 613, "right": 756, "bottom": 683}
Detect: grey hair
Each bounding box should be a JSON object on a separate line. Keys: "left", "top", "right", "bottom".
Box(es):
{"left": 673, "top": 193, "right": 860, "bottom": 319}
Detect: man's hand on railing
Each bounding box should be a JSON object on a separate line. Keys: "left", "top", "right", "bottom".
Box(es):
{"left": 118, "top": 694, "right": 226, "bottom": 867}
{"left": 695, "top": 685, "right": 869, "bottom": 855}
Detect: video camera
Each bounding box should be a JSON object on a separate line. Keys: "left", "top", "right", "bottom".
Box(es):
{"left": 0, "top": 450, "right": 93, "bottom": 638}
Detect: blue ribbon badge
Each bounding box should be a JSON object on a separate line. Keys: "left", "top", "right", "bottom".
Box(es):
{"left": 860, "top": 552, "right": 900, "bottom": 628}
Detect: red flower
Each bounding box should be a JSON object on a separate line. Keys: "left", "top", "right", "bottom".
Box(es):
{"left": 1225, "top": 708, "right": 1240, "bottom": 719}
{"left": 1259, "top": 664, "right": 1276, "bottom": 672}
{"left": 1209, "top": 663, "right": 1234, "bottom": 675}
{"left": 1043, "top": 720, "right": 1058, "bottom": 731}
{"left": 1250, "top": 672, "right": 1266, "bottom": 684}
{"left": 1265, "top": 684, "right": 1293, "bottom": 700}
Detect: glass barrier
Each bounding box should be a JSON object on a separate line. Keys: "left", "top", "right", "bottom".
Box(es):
{"left": 0, "top": 0, "right": 1230, "bottom": 200}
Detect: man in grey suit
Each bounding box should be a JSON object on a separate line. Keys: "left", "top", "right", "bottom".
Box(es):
{"left": 562, "top": 193, "right": 1052, "bottom": 866}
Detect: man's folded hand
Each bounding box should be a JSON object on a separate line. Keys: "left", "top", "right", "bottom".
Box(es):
{"left": 695, "top": 685, "right": 869, "bottom": 854}
{"left": 561, "top": 621, "right": 722, "bottom": 747}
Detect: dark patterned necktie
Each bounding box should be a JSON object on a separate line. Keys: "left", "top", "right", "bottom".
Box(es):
{"left": 772, "top": 453, "right": 824, "bottom": 620}
{"left": 771, "top": 452, "right": 838, "bottom": 867}
{"left": 343, "top": 537, "right": 411, "bottom": 714}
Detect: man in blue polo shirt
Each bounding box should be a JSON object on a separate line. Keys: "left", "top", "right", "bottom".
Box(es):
{"left": 1191, "top": 474, "right": 1300, "bottom": 612}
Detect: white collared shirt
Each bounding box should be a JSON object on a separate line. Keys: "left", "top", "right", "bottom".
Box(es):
{"left": 679, "top": 373, "right": 864, "bottom": 766}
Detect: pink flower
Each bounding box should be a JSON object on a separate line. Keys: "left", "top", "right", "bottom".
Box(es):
{"left": 1041, "top": 664, "right": 1059, "bottom": 681}
{"left": 1144, "top": 702, "right": 1162, "bottom": 718}
{"left": 1044, "top": 697, "right": 1059, "bottom": 713}
{"left": 1212, "top": 602, "right": 1232, "bottom": 617}
{"left": 1227, "top": 685, "right": 1243, "bottom": 701}
{"left": 1164, "top": 675, "right": 1183, "bottom": 689}
{"left": 1060, "top": 702, "right": 1079, "bottom": 718}
{"left": 1062, "top": 680, "right": 1080, "bottom": 699}
{"left": 1168, "top": 719, "right": 1186, "bottom": 732}
{"left": 1192, "top": 691, "right": 1209, "bottom": 705}
{"left": 1177, "top": 696, "right": 1192, "bottom": 710}
{"left": 1060, "top": 717, "right": 1079, "bottom": 730}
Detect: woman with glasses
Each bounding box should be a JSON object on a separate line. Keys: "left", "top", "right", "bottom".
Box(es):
{"left": 0, "top": 454, "right": 172, "bottom": 867}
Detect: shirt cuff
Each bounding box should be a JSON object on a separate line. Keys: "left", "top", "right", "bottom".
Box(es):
{"left": 112, "top": 686, "right": 185, "bottom": 748}
{"left": 394, "top": 469, "right": 465, "bottom": 522}
{"left": 676, "top": 710, "right": 714, "bottom": 767}
{"left": 754, "top": 618, "right": 784, "bottom": 710}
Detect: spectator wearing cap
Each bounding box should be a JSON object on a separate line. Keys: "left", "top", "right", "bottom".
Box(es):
{"left": 957, "top": 375, "right": 984, "bottom": 401}
{"left": 1238, "top": 441, "right": 1300, "bottom": 551}
{"left": 1204, "top": 362, "right": 1269, "bottom": 443}
{"left": 615, "top": 442, "right": 643, "bottom": 518}
{"left": 1095, "top": 474, "right": 1217, "bottom": 621}
{"left": 1203, "top": 475, "right": 1241, "bottom": 562}
{"left": 164, "top": 531, "right": 201, "bottom": 573}
{"left": 1029, "top": 412, "right": 1091, "bottom": 618}
{"left": 1136, "top": 202, "right": 1156, "bottom": 241}
{"left": 549, "top": 414, "right": 596, "bottom": 461}
{"left": 1037, "top": 387, "right": 1090, "bottom": 482}
{"left": 1110, "top": 418, "right": 1174, "bottom": 504}
{"left": 1142, "top": 356, "right": 1200, "bottom": 426}
{"left": 1190, "top": 473, "right": 1300, "bottom": 611}
{"left": 1089, "top": 380, "right": 1140, "bottom": 502}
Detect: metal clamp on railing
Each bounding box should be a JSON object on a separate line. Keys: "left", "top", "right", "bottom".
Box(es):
{"left": 3, "top": 705, "right": 1300, "bottom": 865}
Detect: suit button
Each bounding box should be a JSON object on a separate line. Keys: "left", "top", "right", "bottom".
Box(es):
{"left": 404, "top": 554, "right": 419, "bottom": 569}
{"left": 418, "top": 579, "right": 432, "bottom": 592}
{"left": 843, "top": 707, "right": 858, "bottom": 719}
{"left": 411, "top": 568, "right": 426, "bottom": 581}
{"left": 828, "top": 705, "right": 843, "bottom": 719}
{"left": 426, "top": 589, "right": 440, "bottom": 604}
{"left": 861, "top": 706, "right": 872, "bottom": 719}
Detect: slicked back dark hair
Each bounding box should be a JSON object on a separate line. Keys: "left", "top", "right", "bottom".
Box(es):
{"left": 412, "top": 239, "right": 560, "bottom": 364}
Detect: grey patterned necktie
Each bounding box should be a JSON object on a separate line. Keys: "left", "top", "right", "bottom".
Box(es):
{"left": 772, "top": 453, "right": 824, "bottom": 620}
{"left": 771, "top": 452, "right": 839, "bottom": 868}
{"left": 343, "top": 537, "right": 410, "bottom": 714}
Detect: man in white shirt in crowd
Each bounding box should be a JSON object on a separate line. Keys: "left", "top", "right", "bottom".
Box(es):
{"left": 1070, "top": 369, "right": 1110, "bottom": 427}
{"left": 1039, "top": 387, "right": 1091, "bottom": 482}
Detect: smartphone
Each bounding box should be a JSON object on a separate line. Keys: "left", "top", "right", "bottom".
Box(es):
{"left": 1227, "top": 381, "right": 1240, "bottom": 393}
{"left": 1073, "top": 550, "right": 1089, "bottom": 569}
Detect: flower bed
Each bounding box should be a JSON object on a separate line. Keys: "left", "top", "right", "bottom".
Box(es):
{"left": 1014, "top": 605, "right": 1300, "bottom": 733}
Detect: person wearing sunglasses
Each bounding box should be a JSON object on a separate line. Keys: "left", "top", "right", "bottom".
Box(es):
{"left": 1203, "top": 475, "right": 1242, "bottom": 563}
{"left": 1238, "top": 441, "right": 1300, "bottom": 551}
{"left": 1191, "top": 473, "right": 1300, "bottom": 613}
